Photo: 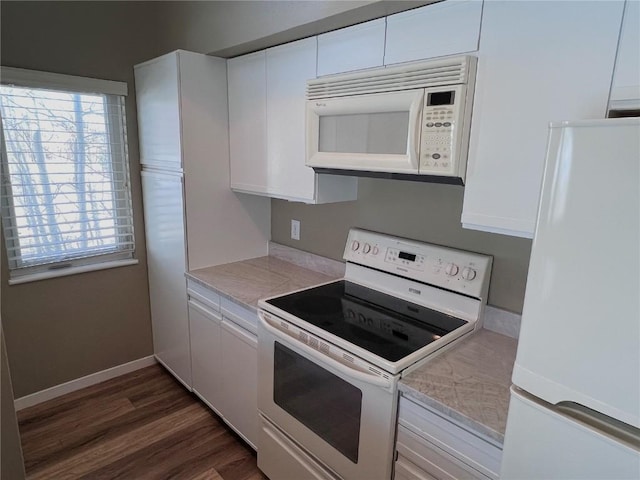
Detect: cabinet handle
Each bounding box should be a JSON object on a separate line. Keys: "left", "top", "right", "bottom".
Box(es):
{"left": 188, "top": 298, "right": 221, "bottom": 323}
{"left": 187, "top": 288, "right": 219, "bottom": 311}
{"left": 221, "top": 318, "right": 257, "bottom": 348}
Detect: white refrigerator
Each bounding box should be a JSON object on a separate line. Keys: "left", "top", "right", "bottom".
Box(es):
{"left": 500, "top": 118, "right": 640, "bottom": 478}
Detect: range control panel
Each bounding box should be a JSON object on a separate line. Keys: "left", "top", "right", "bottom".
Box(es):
{"left": 343, "top": 228, "right": 492, "bottom": 299}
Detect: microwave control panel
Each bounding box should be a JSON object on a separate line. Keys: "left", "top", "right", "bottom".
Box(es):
{"left": 419, "top": 84, "right": 467, "bottom": 175}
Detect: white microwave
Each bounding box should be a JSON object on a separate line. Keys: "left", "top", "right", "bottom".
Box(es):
{"left": 306, "top": 56, "right": 477, "bottom": 185}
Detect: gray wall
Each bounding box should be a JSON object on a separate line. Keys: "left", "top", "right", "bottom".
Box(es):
{"left": 272, "top": 180, "right": 532, "bottom": 313}
{"left": 0, "top": 1, "right": 159, "bottom": 397}
{"left": 0, "top": 0, "right": 531, "bottom": 402}
{"left": 1, "top": 329, "right": 25, "bottom": 480}
{"left": 0, "top": 0, "right": 407, "bottom": 399}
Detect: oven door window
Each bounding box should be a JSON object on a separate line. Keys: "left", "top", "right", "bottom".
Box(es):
{"left": 274, "top": 342, "right": 362, "bottom": 463}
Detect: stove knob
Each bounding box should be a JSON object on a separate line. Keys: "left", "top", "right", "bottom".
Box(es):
{"left": 461, "top": 267, "right": 477, "bottom": 281}
{"left": 351, "top": 240, "right": 360, "bottom": 251}
{"left": 363, "top": 243, "right": 371, "bottom": 254}
{"left": 445, "top": 263, "right": 459, "bottom": 276}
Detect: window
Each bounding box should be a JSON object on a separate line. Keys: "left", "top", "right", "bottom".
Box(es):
{"left": 0, "top": 68, "right": 136, "bottom": 283}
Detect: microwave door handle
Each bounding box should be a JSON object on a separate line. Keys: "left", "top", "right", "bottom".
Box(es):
{"left": 259, "top": 313, "right": 392, "bottom": 390}
{"left": 408, "top": 94, "right": 423, "bottom": 170}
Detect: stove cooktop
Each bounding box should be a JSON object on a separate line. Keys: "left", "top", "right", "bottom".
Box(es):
{"left": 265, "top": 280, "right": 468, "bottom": 363}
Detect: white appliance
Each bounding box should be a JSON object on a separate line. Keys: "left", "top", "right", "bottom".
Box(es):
{"left": 257, "top": 228, "right": 492, "bottom": 480}
{"left": 501, "top": 118, "right": 640, "bottom": 478}
{"left": 135, "top": 51, "right": 270, "bottom": 388}
{"left": 306, "top": 56, "right": 476, "bottom": 184}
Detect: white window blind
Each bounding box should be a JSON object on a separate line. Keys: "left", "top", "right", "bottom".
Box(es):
{"left": 0, "top": 69, "right": 135, "bottom": 280}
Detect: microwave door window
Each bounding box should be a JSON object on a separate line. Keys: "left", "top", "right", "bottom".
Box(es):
{"left": 318, "top": 112, "right": 409, "bottom": 155}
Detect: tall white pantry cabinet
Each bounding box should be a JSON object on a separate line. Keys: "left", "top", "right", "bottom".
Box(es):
{"left": 135, "top": 50, "right": 270, "bottom": 388}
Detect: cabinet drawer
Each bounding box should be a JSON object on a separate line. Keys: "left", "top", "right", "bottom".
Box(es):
{"left": 398, "top": 396, "right": 501, "bottom": 479}
{"left": 397, "top": 426, "right": 489, "bottom": 480}
{"left": 221, "top": 297, "right": 257, "bottom": 335}
{"left": 186, "top": 279, "right": 220, "bottom": 311}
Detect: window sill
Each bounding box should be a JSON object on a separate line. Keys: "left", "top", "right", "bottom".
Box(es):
{"left": 8, "top": 258, "right": 139, "bottom": 285}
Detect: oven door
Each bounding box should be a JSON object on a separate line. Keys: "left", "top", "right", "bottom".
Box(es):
{"left": 306, "top": 89, "right": 424, "bottom": 174}
{"left": 257, "top": 310, "right": 398, "bottom": 480}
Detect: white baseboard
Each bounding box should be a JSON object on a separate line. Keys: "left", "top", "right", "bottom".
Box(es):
{"left": 14, "top": 355, "right": 157, "bottom": 411}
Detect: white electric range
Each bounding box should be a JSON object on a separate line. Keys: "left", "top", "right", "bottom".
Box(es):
{"left": 256, "top": 228, "right": 492, "bottom": 480}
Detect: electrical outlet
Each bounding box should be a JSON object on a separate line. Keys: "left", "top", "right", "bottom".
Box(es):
{"left": 291, "top": 219, "right": 300, "bottom": 240}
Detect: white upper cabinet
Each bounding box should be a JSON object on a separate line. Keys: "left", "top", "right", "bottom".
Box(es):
{"left": 228, "top": 51, "right": 269, "bottom": 195}
{"left": 610, "top": 0, "right": 640, "bottom": 109}
{"left": 228, "top": 38, "right": 358, "bottom": 204}
{"left": 135, "top": 54, "right": 182, "bottom": 170}
{"left": 266, "top": 37, "right": 319, "bottom": 202}
{"left": 384, "top": 0, "right": 483, "bottom": 66}
{"left": 461, "top": 1, "right": 625, "bottom": 238}
{"left": 317, "top": 19, "right": 386, "bottom": 76}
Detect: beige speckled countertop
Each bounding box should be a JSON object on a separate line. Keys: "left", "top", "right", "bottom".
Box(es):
{"left": 399, "top": 329, "right": 518, "bottom": 444}
{"left": 187, "top": 248, "right": 517, "bottom": 445}
{"left": 186, "top": 255, "right": 339, "bottom": 311}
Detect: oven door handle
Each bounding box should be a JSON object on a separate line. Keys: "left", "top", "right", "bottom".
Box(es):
{"left": 259, "top": 312, "right": 393, "bottom": 391}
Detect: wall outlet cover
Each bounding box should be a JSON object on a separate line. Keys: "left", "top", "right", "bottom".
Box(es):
{"left": 291, "top": 219, "right": 300, "bottom": 240}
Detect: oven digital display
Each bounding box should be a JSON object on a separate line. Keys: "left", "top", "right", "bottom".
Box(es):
{"left": 427, "top": 91, "right": 455, "bottom": 106}
{"left": 398, "top": 251, "right": 416, "bottom": 262}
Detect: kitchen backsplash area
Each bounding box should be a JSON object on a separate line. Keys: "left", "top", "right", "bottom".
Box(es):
{"left": 271, "top": 177, "right": 532, "bottom": 314}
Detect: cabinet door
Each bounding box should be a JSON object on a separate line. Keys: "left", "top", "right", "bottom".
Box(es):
{"left": 317, "top": 19, "right": 386, "bottom": 76}
{"left": 141, "top": 171, "right": 191, "bottom": 389}
{"left": 610, "top": 0, "right": 640, "bottom": 108}
{"left": 266, "top": 37, "right": 318, "bottom": 202}
{"left": 396, "top": 427, "right": 491, "bottom": 480}
{"left": 384, "top": 1, "right": 483, "bottom": 66}
{"left": 220, "top": 318, "right": 259, "bottom": 449}
{"left": 188, "top": 299, "right": 223, "bottom": 414}
{"left": 183, "top": 52, "right": 270, "bottom": 269}
{"left": 398, "top": 396, "right": 501, "bottom": 479}
{"left": 134, "top": 53, "right": 182, "bottom": 170}
{"left": 461, "top": 1, "right": 624, "bottom": 238}
{"left": 228, "top": 51, "right": 269, "bottom": 195}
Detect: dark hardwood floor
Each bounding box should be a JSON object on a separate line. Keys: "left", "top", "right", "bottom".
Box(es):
{"left": 17, "top": 364, "right": 267, "bottom": 480}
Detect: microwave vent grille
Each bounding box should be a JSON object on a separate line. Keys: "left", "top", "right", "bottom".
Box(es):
{"left": 307, "top": 56, "right": 475, "bottom": 99}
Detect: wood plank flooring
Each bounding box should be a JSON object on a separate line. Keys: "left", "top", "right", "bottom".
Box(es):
{"left": 17, "top": 364, "right": 267, "bottom": 480}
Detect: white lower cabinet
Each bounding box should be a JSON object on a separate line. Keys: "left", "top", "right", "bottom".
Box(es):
{"left": 395, "top": 396, "right": 502, "bottom": 480}
{"left": 220, "top": 318, "right": 258, "bottom": 449}
{"left": 187, "top": 280, "right": 258, "bottom": 449}
{"left": 188, "top": 294, "right": 223, "bottom": 414}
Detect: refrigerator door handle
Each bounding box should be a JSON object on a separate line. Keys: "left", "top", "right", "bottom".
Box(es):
{"left": 556, "top": 401, "right": 640, "bottom": 450}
